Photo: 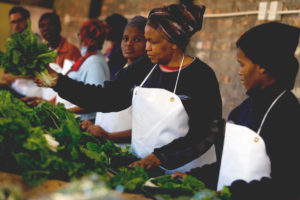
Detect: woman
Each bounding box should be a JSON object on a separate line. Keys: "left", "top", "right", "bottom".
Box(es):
{"left": 104, "top": 13, "right": 128, "bottom": 80}
{"left": 57, "top": 19, "right": 110, "bottom": 122}
{"left": 36, "top": 3, "right": 222, "bottom": 173}
{"left": 80, "top": 16, "right": 147, "bottom": 144}
{"left": 22, "top": 18, "right": 109, "bottom": 124}
{"left": 173, "top": 22, "right": 300, "bottom": 200}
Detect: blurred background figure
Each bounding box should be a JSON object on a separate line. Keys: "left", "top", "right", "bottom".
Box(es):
{"left": 60, "top": 18, "right": 110, "bottom": 122}
{"left": 21, "top": 12, "right": 81, "bottom": 105}
{"left": 39, "top": 12, "right": 81, "bottom": 102}
{"left": 121, "top": 16, "right": 147, "bottom": 67}
{"left": 104, "top": 13, "right": 128, "bottom": 80}
{"left": 0, "top": 6, "right": 42, "bottom": 99}
{"left": 81, "top": 15, "right": 147, "bottom": 145}
{"left": 9, "top": 6, "right": 29, "bottom": 33}
{"left": 39, "top": 12, "right": 81, "bottom": 70}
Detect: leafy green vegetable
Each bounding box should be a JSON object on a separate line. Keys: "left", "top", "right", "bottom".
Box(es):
{"left": 218, "top": 186, "right": 231, "bottom": 200}
{"left": 0, "top": 90, "right": 134, "bottom": 187}
{"left": 108, "top": 166, "right": 149, "bottom": 192}
{"left": 148, "top": 175, "right": 231, "bottom": 200}
{"left": 150, "top": 175, "right": 205, "bottom": 196}
{"left": 0, "top": 19, "right": 57, "bottom": 86}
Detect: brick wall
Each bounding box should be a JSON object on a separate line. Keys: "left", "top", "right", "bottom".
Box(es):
{"left": 53, "top": 0, "right": 300, "bottom": 118}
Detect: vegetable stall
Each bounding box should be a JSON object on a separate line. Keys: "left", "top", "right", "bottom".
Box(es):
{"left": 0, "top": 21, "right": 231, "bottom": 200}
{"left": 0, "top": 90, "right": 230, "bottom": 200}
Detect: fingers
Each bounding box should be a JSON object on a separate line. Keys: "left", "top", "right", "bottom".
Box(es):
{"left": 21, "top": 97, "right": 43, "bottom": 106}
{"left": 128, "top": 160, "right": 148, "bottom": 168}
{"left": 128, "top": 156, "right": 159, "bottom": 169}
{"left": 80, "top": 120, "right": 92, "bottom": 130}
{"left": 171, "top": 172, "right": 187, "bottom": 178}
{"left": 88, "top": 126, "right": 108, "bottom": 139}
{"left": 33, "top": 77, "right": 44, "bottom": 87}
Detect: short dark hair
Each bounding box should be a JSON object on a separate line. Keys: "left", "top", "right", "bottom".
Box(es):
{"left": 9, "top": 6, "right": 30, "bottom": 20}
{"left": 105, "top": 13, "right": 128, "bottom": 42}
{"left": 39, "top": 12, "right": 61, "bottom": 33}
{"left": 125, "top": 16, "right": 147, "bottom": 34}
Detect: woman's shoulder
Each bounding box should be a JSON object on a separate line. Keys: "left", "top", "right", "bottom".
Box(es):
{"left": 227, "top": 97, "right": 251, "bottom": 121}
{"left": 83, "top": 53, "right": 108, "bottom": 67}
{"left": 182, "top": 57, "right": 218, "bottom": 83}
{"left": 187, "top": 57, "right": 215, "bottom": 73}
{"left": 275, "top": 90, "right": 300, "bottom": 114}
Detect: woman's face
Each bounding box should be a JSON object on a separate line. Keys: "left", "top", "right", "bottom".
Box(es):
{"left": 121, "top": 26, "right": 146, "bottom": 61}
{"left": 237, "top": 47, "right": 264, "bottom": 91}
{"left": 144, "top": 24, "right": 175, "bottom": 65}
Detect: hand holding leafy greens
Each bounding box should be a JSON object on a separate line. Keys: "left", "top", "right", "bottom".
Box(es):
{"left": 0, "top": 20, "right": 57, "bottom": 86}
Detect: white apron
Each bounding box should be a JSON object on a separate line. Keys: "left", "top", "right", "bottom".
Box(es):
{"left": 131, "top": 56, "right": 216, "bottom": 174}
{"left": 95, "top": 107, "right": 132, "bottom": 133}
{"left": 95, "top": 107, "right": 132, "bottom": 148}
{"left": 217, "top": 90, "right": 286, "bottom": 190}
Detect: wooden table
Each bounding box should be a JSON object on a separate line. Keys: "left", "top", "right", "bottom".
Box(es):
{"left": 0, "top": 171, "right": 152, "bottom": 200}
{"left": 0, "top": 171, "right": 67, "bottom": 199}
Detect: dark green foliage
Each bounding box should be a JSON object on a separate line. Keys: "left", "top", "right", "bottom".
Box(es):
{"left": 108, "top": 166, "right": 149, "bottom": 192}
{"left": 0, "top": 20, "right": 57, "bottom": 76}
{"left": 0, "top": 90, "right": 132, "bottom": 187}
{"left": 147, "top": 175, "right": 231, "bottom": 200}
{"left": 149, "top": 175, "right": 205, "bottom": 196}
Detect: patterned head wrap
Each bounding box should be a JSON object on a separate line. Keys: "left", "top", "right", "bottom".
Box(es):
{"left": 79, "top": 19, "right": 107, "bottom": 52}
{"left": 148, "top": 3, "right": 205, "bottom": 50}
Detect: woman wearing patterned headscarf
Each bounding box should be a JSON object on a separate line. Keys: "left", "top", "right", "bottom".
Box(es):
{"left": 56, "top": 19, "right": 110, "bottom": 122}
{"left": 127, "top": 3, "right": 222, "bottom": 174}
{"left": 35, "top": 3, "right": 222, "bottom": 173}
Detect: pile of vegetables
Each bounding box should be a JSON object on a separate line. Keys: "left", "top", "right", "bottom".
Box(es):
{"left": 145, "top": 175, "right": 231, "bottom": 200}
{"left": 0, "top": 20, "right": 57, "bottom": 86}
{"left": 0, "top": 90, "right": 231, "bottom": 199}
{"left": 0, "top": 90, "right": 130, "bottom": 186}
{"left": 107, "top": 166, "right": 149, "bottom": 192}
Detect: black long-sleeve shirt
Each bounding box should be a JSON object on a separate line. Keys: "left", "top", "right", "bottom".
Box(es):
{"left": 187, "top": 84, "right": 300, "bottom": 200}
{"left": 53, "top": 55, "right": 222, "bottom": 165}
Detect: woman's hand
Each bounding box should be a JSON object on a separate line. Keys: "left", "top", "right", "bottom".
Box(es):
{"left": 129, "top": 153, "right": 161, "bottom": 169}
{"left": 34, "top": 66, "right": 59, "bottom": 87}
{"left": 171, "top": 171, "right": 187, "bottom": 179}
{"left": 80, "top": 120, "right": 108, "bottom": 139}
{"left": 80, "top": 120, "right": 94, "bottom": 131}
{"left": 0, "top": 73, "right": 17, "bottom": 85}
{"left": 21, "top": 97, "right": 45, "bottom": 107}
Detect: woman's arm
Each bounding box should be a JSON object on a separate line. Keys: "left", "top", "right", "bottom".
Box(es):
{"left": 80, "top": 120, "right": 132, "bottom": 143}
{"left": 52, "top": 55, "right": 152, "bottom": 113}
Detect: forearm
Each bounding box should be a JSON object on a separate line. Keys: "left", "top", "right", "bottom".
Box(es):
{"left": 154, "top": 119, "right": 225, "bottom": 169}
{"left": 53, "top": 74, "right": 132, "bottom": 112}
{"left": 107, "top": 129, "right": 131, "bottom": 143}
{"left": 69, "top": 106, "right": 86, "bottom": 114}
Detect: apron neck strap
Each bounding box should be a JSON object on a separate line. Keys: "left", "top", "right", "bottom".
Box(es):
{"left": 173, "top": 55, "right": 185, "bottom": 94}
{"left": 139, "top": 55, "right": 185, "bottom": 95}
{"left": 257, "top": 90, "right": 286, "bottom": 135}
{"left": 139, "top": 64, "right": 158, "bottom": 87}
